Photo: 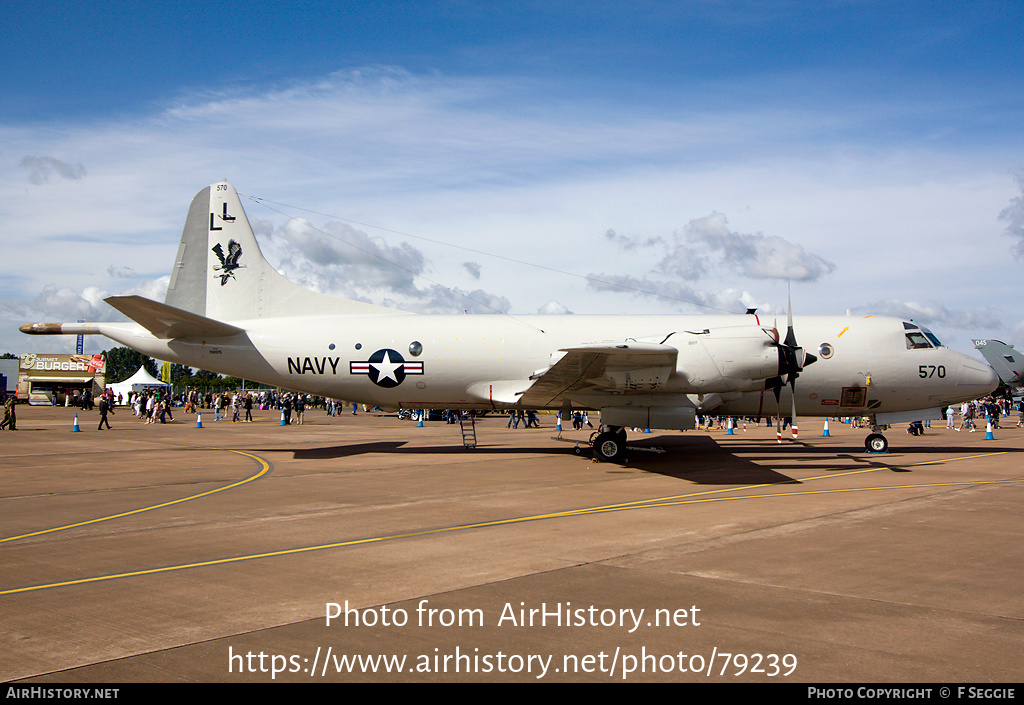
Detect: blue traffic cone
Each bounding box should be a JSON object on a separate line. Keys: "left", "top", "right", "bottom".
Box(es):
{"left": 822, "top": 418, "right": 831, "bottom": 437}
{"left": 72, "top": 413, "right": 81, "bottom": 432}
{"left": 985, "top": 420, "right": 994, "bottom": 440}
{"left": 280, "top": 409, "right": 286, "bottom": 426}
{"left": 417, "top": 410, "right": 424, "bottom": 427}
{"left": 726, "top": 417, "right": 735, "bottom": 435}
{"left": 556, "top": 411, "right": 562, "bottom": 431}
{"left": 196, "top": 412, "right": 203, "bottom": 429}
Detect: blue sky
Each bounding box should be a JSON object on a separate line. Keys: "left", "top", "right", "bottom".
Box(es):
{"left": 2, "top": 0, "right": 1023, "bottom": 356}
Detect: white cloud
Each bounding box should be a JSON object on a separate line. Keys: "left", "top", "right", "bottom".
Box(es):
{"left": 604, "top": 228, "right": 666, "bottom": 252}
{"left": 106, "top": 265, "right": 137, "bottom": 278}
{"left": 30, "top": 285, "right": 109, "bottom": 321}
{"left": 584, "top": 272, "right": 771, "bottom": 315}
{"left": 857, "top": 299, "right": 1002, "bottom": 330}
{"left": 538, "top": 300, "right": 573, "bottom": 315}
{"left": 20, "top": 156, "right": 86, "bottom": 184}
{"left": 123, "top": 276, "right": 170, "bottom": 303}
{"left": 256, "top": 216, "right": 511, "bottom": 312}
{"left": 672, "top": 212, "right": 835, "bottom": 282}
{"left": 998, "top": 170, "right": 1024, "bottom": 260}
{"left": 656, "top": 243, "right": 709, "bottom": 280}
{"left": 382, "top": 286, "right": 511, "bottom": 315}
{"left": 269, "top": 218, "right": 426, "bottom": 297}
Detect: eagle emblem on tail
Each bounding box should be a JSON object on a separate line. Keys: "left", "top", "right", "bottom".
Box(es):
{"left": 212, "top": 240, "right": 245, "bottom": 285}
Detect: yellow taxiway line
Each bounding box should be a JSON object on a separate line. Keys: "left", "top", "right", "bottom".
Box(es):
{"left": 0, "top": 450, "right": 271, "bottom": 544}
{"left": 2, "top": 451, "right": 1018, "bottom": 596}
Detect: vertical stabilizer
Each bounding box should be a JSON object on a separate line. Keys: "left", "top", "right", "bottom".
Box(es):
{"left": 164, "top": 182, "right": 406, "bottom": 320}
{"left": 164, "top": 186, "right": 213, "bottom": 316}
{"left": 973, "top": 339, "right": 1024, "bottom": 391}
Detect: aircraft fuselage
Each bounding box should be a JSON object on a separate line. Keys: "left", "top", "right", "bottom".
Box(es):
{"left": 90, "top": 311, "right": 996, "bottom": 420}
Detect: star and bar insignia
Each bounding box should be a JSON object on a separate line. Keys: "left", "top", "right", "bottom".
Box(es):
{"left": 350, "top": 348, "right": 424, "bottom": 388}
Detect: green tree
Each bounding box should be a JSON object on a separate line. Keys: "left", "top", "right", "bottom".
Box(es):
{"left": 192, "top": 368, "right": 220, "bottom": 383}
{"left": 102, "top": 347, "right": 157, "bottom": 384}
{"left": 170, "top": 363, "right": 193, "bottom": 383}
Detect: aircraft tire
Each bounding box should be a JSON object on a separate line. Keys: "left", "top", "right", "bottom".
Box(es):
{"left": 865, "top": 433, "right": 888, "bottom": 453}
{"left": 593, "top": 431, "right": 627, "bottom": 462}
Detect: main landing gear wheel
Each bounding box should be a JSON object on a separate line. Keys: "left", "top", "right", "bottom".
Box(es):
{"left": 592, "top": 430, "right": 628, "bottom": 463}
{"left": 865, "top": 433, "right": 888, "bottom": 453}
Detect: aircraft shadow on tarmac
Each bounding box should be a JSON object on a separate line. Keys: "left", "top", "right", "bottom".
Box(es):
{"left": 269, "top": 435, "right": 831, "bottom": 486}
{"left": 695, "top": 436, "right": 1024, "bottom": 475}
{"left": 610, "top": 434, "right": 881, "bottom": 484}
{"left": 272, "top": 432, "right": 1021, "bottom": 485}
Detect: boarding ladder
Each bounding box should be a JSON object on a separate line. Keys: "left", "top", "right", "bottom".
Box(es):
{"left": 459, "top": 413, "right": 477, "bottom": 449}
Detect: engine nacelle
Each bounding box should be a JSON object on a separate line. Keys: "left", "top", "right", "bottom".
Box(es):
{"left": 666, "top": 326, "right": 779, "bottom": 393}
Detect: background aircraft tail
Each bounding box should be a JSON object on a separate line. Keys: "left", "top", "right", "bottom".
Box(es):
{"left": 972, "top": 339, "right": 1024, "bottom": 392}
{"left": 163, "top": 181, "right": 405, "bottom": 321}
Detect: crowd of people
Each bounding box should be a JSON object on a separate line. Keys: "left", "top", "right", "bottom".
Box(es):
{"left": 116, "top": 388, "right": 337, "bottom": 425}
{"left": 695, "top": 395, "right": 1023, "bottom": 434}
{"left": 5, "top": 384, "right": 1022, "bottom": 435}
{"left": 945, "top": 397, "right": 1024, "bottom": 431}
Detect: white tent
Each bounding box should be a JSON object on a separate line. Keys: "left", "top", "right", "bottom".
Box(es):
{"left": 106, "top": 366, "right": 169, "bottom": 404}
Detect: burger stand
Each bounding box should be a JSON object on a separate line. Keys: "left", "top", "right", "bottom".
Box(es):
{"left": 17, "top": 353, "right": 106, "bottom": 405}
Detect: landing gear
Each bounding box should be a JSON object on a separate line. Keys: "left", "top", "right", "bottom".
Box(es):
{"left": 865, "top": 433, "right": 888, "bottom": 453}
{"left": 592, "top": 427, "right": 628, "bottom": 462}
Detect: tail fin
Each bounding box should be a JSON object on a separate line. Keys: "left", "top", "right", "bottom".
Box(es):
{"left": 973, "top": 339, "right": 1024, "bottom": 391}
{"left": 164, "top": 181, "right": 406, "bottom": 320}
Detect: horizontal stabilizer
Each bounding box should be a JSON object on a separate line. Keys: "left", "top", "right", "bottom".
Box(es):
{"left": 20, "top": 322, "right": 104, "bottom": 336}
{"left": 104, "top": 295, "right": 244, "bottom": 339}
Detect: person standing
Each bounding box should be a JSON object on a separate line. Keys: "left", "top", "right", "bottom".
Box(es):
{"left": 282, "top": 395, "right": 293, "bottom": 425}
{"left": 0, "top": 395, "right": 16, "bottom": 431}
{"left": 98, "top": 395, "right": 114, "bottom": 430}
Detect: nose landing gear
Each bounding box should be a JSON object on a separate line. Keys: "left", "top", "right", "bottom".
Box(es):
{"left": 864, "top": 432, "right": 889, "bottom": 453}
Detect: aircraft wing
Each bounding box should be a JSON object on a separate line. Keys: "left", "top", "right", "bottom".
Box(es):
{"left": 104, "top": 295, "right": 245, "bottom": 339}
{"left": 518, "top": 342, "right": 677, "bottom": 407}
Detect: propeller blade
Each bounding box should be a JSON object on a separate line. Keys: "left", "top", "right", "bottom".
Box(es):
{"left": 775, "top": 383, "right": 783, "bottom": 444}
{"left": 779, "top": 286, "right": 813, "bottom": 441}
{"left": 790, "top": 376, "right": 799, "bottom": 440}
{"left": 784, "top": 289, "right": 797, "bottom": 348}
{"left": 767, "top": 288, "right": 818, "bottom": 442}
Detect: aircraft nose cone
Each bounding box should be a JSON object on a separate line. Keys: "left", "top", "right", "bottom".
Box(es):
{"left": 957, "top": 358, "right": 999, "bottom": 397}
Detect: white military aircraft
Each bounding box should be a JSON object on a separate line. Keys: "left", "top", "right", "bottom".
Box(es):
{"left": 22, "top": 181, "right": 999, "bottom": 459}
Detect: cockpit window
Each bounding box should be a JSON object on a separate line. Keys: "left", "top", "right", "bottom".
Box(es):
{"left": 905, "top": 331, "right": 933, "bottom": 349}
{"left": 920, "top": 326, "right": 943, "bottom": 347}
{"left": 901, "top": 321, "right": 943, "bottom": 349}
